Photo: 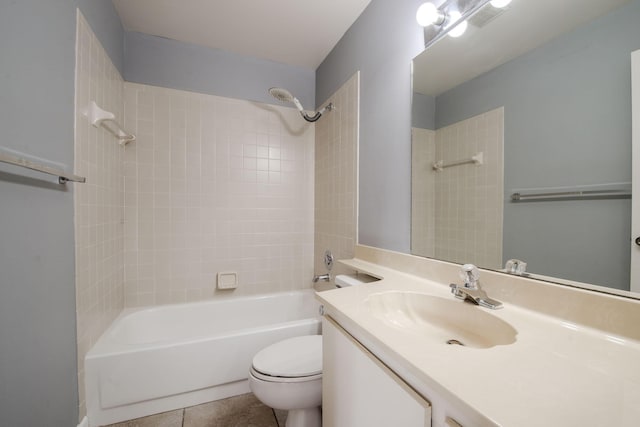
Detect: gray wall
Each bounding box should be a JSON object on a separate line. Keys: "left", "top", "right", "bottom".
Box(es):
{"left": 316, "top": 0, "right": 426, "bottom": 252}
{"left": 124, "top": 31, "right": 316, "bottom": 108}
{"left": 0, "top": 1, "right": 123, "bottom": 426}
{"left": 78, "top": 0, "right": 125, "bottom": 73}
{"left": 412, "top": 92, "right": 436, "bottom": 130}
{"left": 434, "top": 0, "right": 640, "bottom": 290}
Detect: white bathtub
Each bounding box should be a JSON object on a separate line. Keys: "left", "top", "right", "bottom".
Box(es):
{"left": 85, "top": 290, "right": 321, "bottom": 426}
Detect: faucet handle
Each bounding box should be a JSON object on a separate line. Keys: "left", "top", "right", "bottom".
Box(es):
{"left": 505, "top": 259, "right": 527, "bottom": 275}
{"left": 459, "top": 264, "right": 480, "bottom": 287}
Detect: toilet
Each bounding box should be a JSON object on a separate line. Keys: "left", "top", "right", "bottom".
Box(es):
{"left": 249, "top": 275, "right": 377, "bottom": 426}
{"left": 249, "top": 335, "right": 323, "bottom": 427}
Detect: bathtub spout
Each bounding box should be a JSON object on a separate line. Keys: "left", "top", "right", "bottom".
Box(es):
{"left": 313, "top": 274, "right": 330, "bottom": 283}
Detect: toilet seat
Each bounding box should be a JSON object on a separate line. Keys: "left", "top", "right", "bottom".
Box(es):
{"left": 252, "top": 335, "right": 322, "bottom": 379}
{"left": 250, "top": 367, "right": 322, "bottom": 383}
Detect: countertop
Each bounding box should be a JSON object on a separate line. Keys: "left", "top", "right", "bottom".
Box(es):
{"left": 316, "top": 256, "right": 640, "bottom": 427}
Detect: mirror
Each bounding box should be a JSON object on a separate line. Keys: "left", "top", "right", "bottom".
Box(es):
{"left": 411, "top": 0, "right": 639, "bottom": 293}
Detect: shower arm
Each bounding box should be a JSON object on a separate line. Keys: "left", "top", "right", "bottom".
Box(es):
{"left": 293, "top": 98, "right": 334, "bottom": 122}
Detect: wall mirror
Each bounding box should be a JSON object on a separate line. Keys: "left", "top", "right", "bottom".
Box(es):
{"left": 411, "top": 0, "right": 639, "bottom": 295}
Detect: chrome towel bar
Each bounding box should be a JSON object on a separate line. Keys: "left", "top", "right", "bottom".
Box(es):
{"left": 433, "top": 152, "right": 483, "bottom": 172}
{"left": 510, "top": 183, "right": 631, "bottom": 202}
{"left": 0, "top": 150, "right": 86, "bottom": 184}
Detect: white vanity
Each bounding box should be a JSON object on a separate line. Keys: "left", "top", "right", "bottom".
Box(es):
{"left": 317, "top": 245, "right": 640, "bottom": 427}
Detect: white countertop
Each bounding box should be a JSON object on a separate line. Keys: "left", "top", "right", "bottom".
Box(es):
{"left": 316, "top": 256, "right": 640, "bottom": 427}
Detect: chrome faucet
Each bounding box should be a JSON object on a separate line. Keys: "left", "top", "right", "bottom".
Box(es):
{"left": 449, "top": 264, "right": 503, "bottom": 310}
{"left": 313, "top": 273, "right": 331, "bottom": 283}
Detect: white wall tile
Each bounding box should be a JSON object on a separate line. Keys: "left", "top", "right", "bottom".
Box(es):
{"left": 411, "top": 127, "right": 436, "bottom": 258}
{"left": 123, "top": 83, "right": 315, "bottom": 305}
{"left": 73, "top": 11, "right": 125, "bottom": 419}
{"left": 412, "top": 108, "right": 504, "bottom": 268}
{"left": 314, "top": 73, "right": 359, "bottom": 274}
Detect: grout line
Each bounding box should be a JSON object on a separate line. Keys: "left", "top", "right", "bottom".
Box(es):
{"left": 181, "top": 408, "right": 185, "bottom": 427}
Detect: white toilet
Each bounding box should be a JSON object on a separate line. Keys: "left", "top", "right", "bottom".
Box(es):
{"left": 248, "top": 335, "right": 323, "bottom": 427}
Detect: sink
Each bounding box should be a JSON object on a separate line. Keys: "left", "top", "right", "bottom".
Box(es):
{"left": 364, "top": 291, "right": 517, "bottom": 349}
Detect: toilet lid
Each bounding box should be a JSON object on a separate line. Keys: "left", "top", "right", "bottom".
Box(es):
{"left": 252, "top": 335, "right": 322, "bottom": 378}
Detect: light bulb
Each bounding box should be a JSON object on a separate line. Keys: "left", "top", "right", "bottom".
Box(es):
{"left": 490, "top": 0, "right": 512, "bottom": 8}
{"left": 447, "top": 11, "right": 468, "bottom": 38}
{"left": 416, "top": 2, "right": 445, "bottom": 27}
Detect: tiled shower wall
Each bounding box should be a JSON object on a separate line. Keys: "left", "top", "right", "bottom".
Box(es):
{"left": 72, "top": 11, "right": 351, "bottom": 419}
{"left": 73, "top": 11, "right": 125, "bottom": 419}
{"left": 314, "top": 73, "right": 359, "bottom": 275}
{"left": 411, "top": 107, "right": 504, "bottom": 268}
{"left": 122, "top": 83, "right": 315, "bottom": 306}
{"left": 411, "top": 127, "right": 436, "bottom": 258}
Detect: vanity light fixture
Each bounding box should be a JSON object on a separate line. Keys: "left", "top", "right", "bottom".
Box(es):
{"left": 447, "top": 11, "right": 468, "bottom": 38}
{"left": 490, "top": 0, "right": 512, "bottom": 8}
{"left": 416, "top": 2, "right": 446, "bottom": 27}
{"left": 419, "top": 0, "right": 493, "bottom": 49}
{"left": 416, "top": 2, "right": 468, "bottom": 38}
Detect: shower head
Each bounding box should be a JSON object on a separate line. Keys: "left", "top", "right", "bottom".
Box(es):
{"left": 268, "top": 87, "right": 333, "bottom": 123}
{"left": 269, "top": 87, "right": 305, "bottom": 112}
{"left": 269, "top": 87, "right": 295, "bottom": 103}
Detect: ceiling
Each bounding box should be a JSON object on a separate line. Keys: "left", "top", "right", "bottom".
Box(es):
{"left": 112, "top": 0, "right": 372, "bottom": 70}
{"left": 414, "top": 0, "right": 631, "bottom": 97}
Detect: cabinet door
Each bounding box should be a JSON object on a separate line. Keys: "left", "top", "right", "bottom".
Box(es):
{"left": 322, "top": 317, "right": 431, "bottom": 427}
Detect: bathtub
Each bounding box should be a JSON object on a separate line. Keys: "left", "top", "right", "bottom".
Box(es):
{"left": 85, "top": 290, "right": 321, "bottom": 426}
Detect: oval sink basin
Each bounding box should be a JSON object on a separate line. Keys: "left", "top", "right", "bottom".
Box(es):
{"left": 364, "top": 291, "right": 517, "bottom": 349}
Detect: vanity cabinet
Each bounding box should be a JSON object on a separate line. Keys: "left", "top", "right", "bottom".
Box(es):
{"left": 322, "top": 317, "right": 432, "bottom": 427}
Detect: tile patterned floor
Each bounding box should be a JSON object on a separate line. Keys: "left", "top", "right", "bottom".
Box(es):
{"left": 104, "top": 394, "right": 287, "bottom": 427}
